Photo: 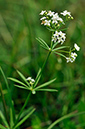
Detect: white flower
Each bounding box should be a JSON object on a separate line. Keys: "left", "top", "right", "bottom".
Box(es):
{"left": 40, "top": 17, "right": 46, "bottom": 20}
{"left": 31, "top": 79, "right": 35, "bottom": 83}
{"left": 71, "top": 52, "right": 77, "bottom": 58}
{"left": 57, "top": 17, "right": 64, "bottom": 24}
{"left": 26, "top": 77, "right": 32, "bottom": 81}
{"left": 61, "top": 10, "right": 71, "bottom": 17}
{"left": 66, "top": 57, "right": 71, "bottom": 63}
{"left": 52, "top": 13, "right": 59, "bottom": 24}
{"left": 53, "top": 31, "right": 59, "bottom": 37}
{"left": 47, "top": 11, "right": 55, "bottom": 16}
{"left": 40, "top": 10, "right": 46, "bottom": 15}
{"left": 74, "top": 43, "right": 80, "bottom": 51}
{"left": 52, "top": 36, "right": 57, "bottom": 43}
{"left": 58, "top": 31, "right": 66, "bottom": 38}
{"left": 44, "top": 20, "right": 51, "bottom": 26}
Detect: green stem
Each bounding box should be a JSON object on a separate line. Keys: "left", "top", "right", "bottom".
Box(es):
{"left": 0, "top": 83, "right": 9, "bottom": 124}
{"left": 34, "top": 50, "right": 51, "bottom": 88}
{"left": 13, "top": 92, "right": 31, "bottom": 128}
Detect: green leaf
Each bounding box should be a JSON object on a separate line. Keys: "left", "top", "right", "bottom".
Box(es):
{"left": 20, "top": 106, "right": 34, "bottom": 119}
{"left": 47, "top": 111, "right": 85, "bottom": 129}
{"left": 61, "top": 28, "right": 68, "bottom": 31}
{"left": 46, "top": 27, "right": 55, "bottom": 32}
{"left": 0, "top": 124, "right": 6, "bottom": 129}
{"left": 10, "top": 108, "right": 14, "bottom": 128}
{"left": 14, "top": 85, "right": 29, "bottom": 90}
{"left": 40, "top": 44, "right": 49, "bottom": 50}
{"left": 0, "top": 111, "right": 10, "bottom": 128}
{"left": 13, "top": 108, "right": 35, "bottom": 129}
{"left": 35, "top": 78, "right": 56, "bottom": 90}
{"left": 54, "top": 51, "right": 66, "bottom": 58}
{"left": 8, "top": 77, "right": 29, "bottom": 89}
{"left": 0, "top": 67, "right": 15, "bottom": 122}
{"left": 53, "top": 46, "right": 69, "bottom": 51}
{"left": 39, "top": 37, "right": 49, "bottom": 49}
{"left": 0, "top": 67, "right": 9, "bottom": 90}
{"left": 52, "top": 41, "right": 59, "bottom": 49}
{"left": 36, "top": 37, "right": 49, "bottom": 49}
{"left": 37, "top": 89, "right": 58, "bottom": 92}
{"left": 34, "top": 68, "right": 41, "bottom": 88}
{"left": 17, "top": 70, "right": 30, "bottom": 87}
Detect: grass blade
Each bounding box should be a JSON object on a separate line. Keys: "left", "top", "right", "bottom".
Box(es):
{"left": 10, "top": 108, "right": 14, "bottom": 128}
{"left": 17, "top": 70, "right": 30, "bottom": 87}
{"left": 0, "top": 67, "right": 15, "bottom": 122}
{"left": 0, "top": 124, "right": 6, "bottom": 129}
{"left": 47, "top": 111, "right": 85, "bottom": 129}
{"left": 37, "top": 89, "right": 58, "bottom": 92}
{"left": 13, "top": 92, "right": 31, "bottom": 127}
{"left": 14, "top": 108, "right": 35, "bottom": 129}
{"left": 35, "top": 78, "right": 56, "bottom": 90}
{"left": 0, "top": 111, "right": 10, "bottom": 128}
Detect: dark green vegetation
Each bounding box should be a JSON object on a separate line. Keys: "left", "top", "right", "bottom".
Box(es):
{"left": 0, "top": 0, "right": 85, "bottom": 128}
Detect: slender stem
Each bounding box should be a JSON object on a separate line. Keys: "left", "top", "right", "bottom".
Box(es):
{"left": 34, "top": 50, "right": 51, "bottom": 88}
{"left": 13, "top": 92, "right": 31, "bottom": 128}
{"left": 0, "top": 83, "right": 9, "bottom": 124}
{"left": 50, "top": 32, "right": 54, "bottom": 49}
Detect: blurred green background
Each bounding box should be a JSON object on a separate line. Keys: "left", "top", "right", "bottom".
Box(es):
{"left": 0, "top": 0, "right": 85, "bottom": 128}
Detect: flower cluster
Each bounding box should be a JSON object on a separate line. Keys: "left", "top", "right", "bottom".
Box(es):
{"left": 40, "top": 10, "right": 64, "bottom": 27}
{"left": 40, "top": 10, "right": 73, "bottom": 28}
{"left": 26, "top": 77, "right": 35, "bottom": 85}
{"left": 66, "top": 43, "right": 80, "bottom": 63}
{"left": 52, "top": 30, "right": 66, "bottom": 44}
{"left": 39, "top": 10, "right": 80, "bottom": 63}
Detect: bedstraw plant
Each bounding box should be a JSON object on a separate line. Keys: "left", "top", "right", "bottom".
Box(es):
{"left": 0, "top": 10, "right": 84, "bottom": 129}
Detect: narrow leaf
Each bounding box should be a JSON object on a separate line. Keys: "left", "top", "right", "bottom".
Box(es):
{"left": 0, "top": 67, "right": 15, "bottom": 122}
{"left": 37, "top": 89, "right": 58, "bottom": 92}
{"left": 40, "top": 44, "right": 49, "bottom": 50}
{"left": 0, "top": 67, "right": 9, "bottom": 90}
{"left": 52, "top": 41, "right": 59, "bottom": 49}
{"left": 14, "top": 108, "right": 35, "bottom": 129}
{"left": 10, "top": 108, "right": 14, "bottom": 128}
{"left": 14, "top": 85, "right": 29, "bottom": 90}
{"left": 34, "top": 68, "right": 41, "bottom": 88}
{"left": 0, "top": 124, "right": 6, "bottom": 129}
{"left": 0, "top": 111, "right": 9, "bottom": 128}
{"left": 8, "top": 78, "right": 29, "bottom": 89}
{"left": 53, "top": 46, "right": 69, "bottom": 51}
{"left": 36, "top": 38, "right": 46, "bottom": 47}
{"left": 17, "top": 70, "right": 30, "bottom": 87}
{"left": 38, "top": 37, "right": 49, "bottom": 49}
{"left": 47, "top": 111, "right": 85, "bottom": 129}
{"left": 35, "top": 78, "right": 56, "bottom": 90}
{"left": 54, "top": 52, "right": 66, "bottom": 58}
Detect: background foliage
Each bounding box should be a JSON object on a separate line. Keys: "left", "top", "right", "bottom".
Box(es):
{"left": 0, "top": 0, "right": 85, "bottom": 128}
